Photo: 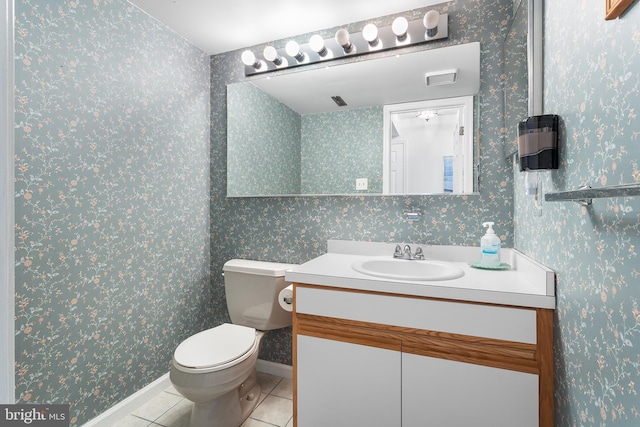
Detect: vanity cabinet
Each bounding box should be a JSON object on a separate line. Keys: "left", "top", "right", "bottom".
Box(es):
{"left": 293, "top": 284, "right": 553, "bottom": 427}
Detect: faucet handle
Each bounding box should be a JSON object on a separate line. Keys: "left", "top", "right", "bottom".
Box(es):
{"left": 414, "top": 247, "right": 425, "bottom": 260}
{"left": 393, "top": 244, "right": 403, "bottom": 258}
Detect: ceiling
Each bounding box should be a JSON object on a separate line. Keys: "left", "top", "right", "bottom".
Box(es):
{"left": 129, "top": 0, "right": 449, "bottom": 55}
{"left": 248, "top": 42, "right": 480, "bottom": 115}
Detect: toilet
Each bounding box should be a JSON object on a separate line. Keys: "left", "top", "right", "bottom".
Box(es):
{"left": 170, "top": 259, "right": 296, "bottom": 427}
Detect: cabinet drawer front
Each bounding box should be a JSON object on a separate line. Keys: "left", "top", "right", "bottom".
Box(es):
{"left": 295, "top": 286, "right": 537, "bottom": 344}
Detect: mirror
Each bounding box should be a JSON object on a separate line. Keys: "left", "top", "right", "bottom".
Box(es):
{"left": 227, "top": 43, "right": 480, "bottom": 197}
{"left": 227, "top": 1, "right": 542, "bottom": 197}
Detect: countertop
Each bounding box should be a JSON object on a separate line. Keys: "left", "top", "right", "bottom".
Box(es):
{"left": 285, "top": 240, "right": 556, "bottom": 309}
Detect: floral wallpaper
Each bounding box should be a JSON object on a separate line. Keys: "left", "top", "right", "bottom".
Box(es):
{"left": 227, "top": 81, "right": 301, "bottom": 196}
{"left": 514, "top": 1, "right": 640, "bottom": 425}
{"left": 210, "top": 0, "right": 516, "bottom": 366}
{"left": 301, "top": 106, "right": 383, "bottom": 194}
{"left": 13, "top": 0, "right": 211, "bottom": 424}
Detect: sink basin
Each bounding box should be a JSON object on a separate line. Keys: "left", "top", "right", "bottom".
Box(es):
{"left": 351, "top": 257, "right": 465, "bottom": 281}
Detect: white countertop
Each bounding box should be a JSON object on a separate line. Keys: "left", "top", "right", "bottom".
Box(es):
{"left": 285, "top": 240, "right": 556, "bottom": 309}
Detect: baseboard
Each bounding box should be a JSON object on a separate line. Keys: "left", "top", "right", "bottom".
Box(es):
{"left": 82, "top": 360, "right": 292, "bottom": 426}
{"left": 256, "top": 359, "right": 292, "bottom": 379}
{"left": 82, "top": 373, "right": 171, "bottom": 427}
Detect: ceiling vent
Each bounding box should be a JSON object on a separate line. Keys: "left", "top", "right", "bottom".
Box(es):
{"left": 425, "top": 69, "right": 458, "bottom": 86}
{"left": 331, "top": 96, "right": 348, "bottom": 107}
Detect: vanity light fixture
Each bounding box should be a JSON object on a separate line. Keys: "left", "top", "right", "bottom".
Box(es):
{"left": 423, "top": 10, "right": 441, "bottom": 38}
{"left": 263, "top": 46, "right": 285, "bottom": 66}
{"left": 362, "top": 23, "right": 380, "bottom": 48}
{"left": 391, "top": 17, "right": 409, "bottom": 43}
{"left": 309, "top": 34, "right": 329, "bottom": 57}
{"left": 241, "top": 10, "right": 448, "bottom": 76}
{"left": 285, "top": 41, "right": 306, "bottom": 62}
{"left": 335, "top": 29, "right": 355, "bottom": 54}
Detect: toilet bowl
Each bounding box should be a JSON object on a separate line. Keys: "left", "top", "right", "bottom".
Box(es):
{"left": 170, "top": 324, "right": 263, "bottom": 427}
{"left": 169, "top": 260, "right": 295, "bottom": 427}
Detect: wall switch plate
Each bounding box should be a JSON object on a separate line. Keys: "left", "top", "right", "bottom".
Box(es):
{"left": 356, "top": 178, "right": 368, "bottom": 190}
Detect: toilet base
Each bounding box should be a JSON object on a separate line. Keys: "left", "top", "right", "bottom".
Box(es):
{"left": 188, "top": 369, "right": 261, "bottom": 427}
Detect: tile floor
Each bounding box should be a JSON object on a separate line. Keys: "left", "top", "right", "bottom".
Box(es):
{"left": 113, "top": 372, "right": 293, "bottom": 427}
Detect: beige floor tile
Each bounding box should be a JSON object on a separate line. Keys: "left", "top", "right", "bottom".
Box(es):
{"left": 256, "top": 372, "right": 282, "bottom": 395}
{"left": 154, "top": 398, "right": 192, "bottom": 427}
{"left": 123, "top": 374, "right": 293, "bottom": 427}
{"left": 249, "top": 395, "right": 293, "bottom": 427}
{"left": 132, "top": 391, "right": 183, "bottom": 422}
{"left": 164, "top": 384, "right": 182, "bottom": 397}
{"left": 271, "top": 378, "right": 293, "bottom": 399}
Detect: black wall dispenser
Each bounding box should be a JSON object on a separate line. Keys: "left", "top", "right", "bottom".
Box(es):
{"left": 517, "top": 114, "right": 559, "bottom": 171}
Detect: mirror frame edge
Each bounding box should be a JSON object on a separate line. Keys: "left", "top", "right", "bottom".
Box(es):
{"left": 528, "top": 0, "right": 543, "bottom": 117}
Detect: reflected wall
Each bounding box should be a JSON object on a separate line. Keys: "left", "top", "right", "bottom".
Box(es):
{"left": 301, "top": 107, "right": 383, "bottom": 194}
{"left": 227, "top": 82, "right": 301, "bottom": 196}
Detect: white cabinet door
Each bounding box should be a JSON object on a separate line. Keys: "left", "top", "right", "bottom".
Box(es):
{"left": 297, "top": 335, "right": 401, "bottom": 427}
{"left": 402, "top": 353, "right": 538, "bottom": 427}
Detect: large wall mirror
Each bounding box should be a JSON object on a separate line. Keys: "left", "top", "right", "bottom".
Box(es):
{"left": 227, "top": 43, "right": 480, "bottom": 197}
{"left": 227, "top": 0, "right": 542, "bottom": 197}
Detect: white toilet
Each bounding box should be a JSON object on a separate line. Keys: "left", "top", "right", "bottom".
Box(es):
{"left": 170, "top": 259, "right": 296, "bottom": 427}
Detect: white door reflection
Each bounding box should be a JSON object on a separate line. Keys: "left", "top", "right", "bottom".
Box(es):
{"left": 389, "top": 140, "right": 406, "bottom": 193}
{"left": 383, "top": 96, "right": 474, "bottom": 194}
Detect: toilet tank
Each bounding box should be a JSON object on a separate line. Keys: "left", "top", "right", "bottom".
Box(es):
{"left": 223, "top": 259, "right": 297, "bottom": 331}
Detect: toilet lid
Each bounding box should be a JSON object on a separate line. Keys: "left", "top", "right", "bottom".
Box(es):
{"left": 173, "top": 323, "right": 257, "bottom": 369}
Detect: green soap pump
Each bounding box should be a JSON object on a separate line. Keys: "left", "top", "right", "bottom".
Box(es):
{"left": 481, "top": 222, "right": 501, "bottom": 267}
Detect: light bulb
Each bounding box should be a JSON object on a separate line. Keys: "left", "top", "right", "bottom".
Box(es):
{"left": 335, "top": 29, "right": 354, "bottom": 53}
{"left": 309, "top": 34, "right": 328, "bottom": 57}
{"left": 362, "top": 23, "right": 379, "bottom": 47}
{"left": 263, "top": 46, "right": 283, "bottom": 66}
{"left": 424, "top": 10, "right": 440, "bottom": 38}
{"left": 241, "top": 50, "right": 260, "bottom": 69}
{"left": 392, "top": 17, "right": 409, "bottom": 42}
{"left": 285, "top": 41, "right": 305, "bottom": 62}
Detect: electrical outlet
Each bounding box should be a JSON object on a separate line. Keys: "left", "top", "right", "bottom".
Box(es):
{"left": 356, "top": 178, "right": 368, "bottom": 190}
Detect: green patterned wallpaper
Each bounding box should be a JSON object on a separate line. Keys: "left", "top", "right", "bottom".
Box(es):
{"left": 13, "top": 1, "right": 211, "bottom": 424}
{"left": 515, "top": 1, "right": 640, "bottom": 424}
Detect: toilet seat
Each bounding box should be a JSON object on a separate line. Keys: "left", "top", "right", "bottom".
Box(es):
{"left": 173, "top": 323, "right": 258, "bottom": 373}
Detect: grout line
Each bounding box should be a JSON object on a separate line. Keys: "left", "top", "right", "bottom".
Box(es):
{"left": 151, "top": 393, "right": 184, "bottom": 423}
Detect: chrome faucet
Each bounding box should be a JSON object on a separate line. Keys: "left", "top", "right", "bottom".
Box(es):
{"left": 393, "top": 244, "right": 425, "bottom": 260}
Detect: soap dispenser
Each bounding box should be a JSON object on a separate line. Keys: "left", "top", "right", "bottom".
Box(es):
{"left": 481, "top": 222, "right": 501, "bottom": 267}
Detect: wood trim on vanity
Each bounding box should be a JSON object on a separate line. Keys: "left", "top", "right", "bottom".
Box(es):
{"left": 296, "top": 313, "right": 538, "bottom": 374}
{"left": 537, "top": 308, "right": 554, "bottom": 427}
{"left": 292, "top": 283, "right": 555, "bottom": 427}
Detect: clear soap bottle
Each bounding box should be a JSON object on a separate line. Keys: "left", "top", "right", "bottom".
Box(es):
{"left": 481, "top": 222, "right": 501, "bottom": 267}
